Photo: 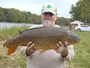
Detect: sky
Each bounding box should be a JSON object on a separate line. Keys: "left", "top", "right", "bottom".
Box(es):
{"left": 0, "top": 0, "right": 78, "bottom": 18}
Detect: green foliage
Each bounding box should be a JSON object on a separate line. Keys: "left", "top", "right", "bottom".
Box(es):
{"left": 56, "top": 17, "right": 71, "bottom": 26}
{"left": 0, "top": 7, "right": 6, "bottom": 21}
{"left": 70, "top": 0, "right": 90, "bottom": 23}
{"left": 0, "top": 7, "right": 42, "bottom": 24}
{"left": 0, "top": 7, "right": 71, "bottom": 26}
{"left": 69, "top": 31, "right": 90, "bottom": 68}
{"left": 0, "top": 26, "right": 29, "bottom": 40}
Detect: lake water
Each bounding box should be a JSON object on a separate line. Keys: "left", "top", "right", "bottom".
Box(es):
{"left": 0, "top": 22, "right": 39, "bottom": 28}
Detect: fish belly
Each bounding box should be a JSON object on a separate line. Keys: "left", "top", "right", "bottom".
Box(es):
{"left": 33, "top": 38, "right": 58, "bottom": 49}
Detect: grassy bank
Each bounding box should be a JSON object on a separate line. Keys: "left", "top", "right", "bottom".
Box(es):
{"left": 0, "top": 26, "right": 29, "bottom": 40}
{"left": 70, "top": 31, "right": 90, "bottom": 68}
{"left": 0, "top": 26, "right": 28, "bottom": 68}
{"left": 0, "top": 27, "right": 90, "bottom": 68}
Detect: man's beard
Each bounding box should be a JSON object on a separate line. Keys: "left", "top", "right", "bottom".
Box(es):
{"left": 43, "top": 20, "right": 52, "bottom": 27}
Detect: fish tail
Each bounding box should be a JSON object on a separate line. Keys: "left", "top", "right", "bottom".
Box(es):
{"left": 3, "top": 39, "right": 18, "bottom": 55}
{"left": 8, "top": 45, "right": 18, "bottom": 55}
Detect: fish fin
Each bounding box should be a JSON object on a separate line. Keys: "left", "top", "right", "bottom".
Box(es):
{"left": 3, "top": 39, "right": 13, "bottom": 48}
{"left": 8, "top": 45, "right": 18, "bottom": 55}
{"left": 19, "top": 27, "right": 45, "bottom": 34}
{"left": 39, "top": 49, "right": 47, "bottom": 55}
{"left": 3, "top": 39, "right": 19, "bottom": 55}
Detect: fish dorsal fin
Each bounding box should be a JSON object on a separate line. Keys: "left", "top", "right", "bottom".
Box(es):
{"left": 19, "top": 27, "right": 46, "bottom": 34}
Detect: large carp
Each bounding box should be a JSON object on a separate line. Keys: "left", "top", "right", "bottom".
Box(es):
{"left": 3, "top": 27, "right": 80, "bottom": 55}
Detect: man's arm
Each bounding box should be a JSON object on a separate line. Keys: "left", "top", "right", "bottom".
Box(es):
{"left": 62, "top": 45, "right": 75, "bottom": 61}
{"left": 20, "top": 41, "right": 36, "bottom": 56}
{"left": 56, "top": 41, "right": 75, "bottom": 61}
{"left": 26, "top": 42, "right": 36, "bottom": 56}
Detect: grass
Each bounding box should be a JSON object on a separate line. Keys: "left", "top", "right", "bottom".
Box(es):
{"left": 0, "top": 26, "right": 29, "bottom": 68}
{"left": 0, "top": 25, "right": 29, "bottom": 40}
{"left": 0, "top": 26, "right": 90, "bottom": 68}
{"left": 69, "top": 31, "right": 90, "bottom": 68}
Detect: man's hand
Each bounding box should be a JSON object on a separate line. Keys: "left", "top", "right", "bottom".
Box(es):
{"left": 55, "top": 41, "right": 69, "bottom": 58}
{"left": 26, "top": 41, "right": 36, "bottom": 56}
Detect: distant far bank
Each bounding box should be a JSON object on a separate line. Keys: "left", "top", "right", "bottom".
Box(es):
{"left": 0, "top": 22, "right": 39, "bottom": 28}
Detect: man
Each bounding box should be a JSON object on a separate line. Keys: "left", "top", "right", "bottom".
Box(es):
{"left": 20, "top": 3, "right": 75, "bottom": 68}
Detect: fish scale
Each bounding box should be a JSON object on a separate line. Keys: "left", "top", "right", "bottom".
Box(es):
{"left": 3, "top": 27, "right": 80, "bottom": 55}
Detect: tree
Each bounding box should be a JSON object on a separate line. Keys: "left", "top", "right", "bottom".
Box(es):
{"left": 70, "top": 0, "right": 90, "bottom": 23}
{"left": 0, "top": 7, "right": 71, "bottom": 25}
{"left": 56, "top": 17, "right": 71, "bottom": 26}
{"left": 0, "top": 7, "right": 6, "bottom": 21}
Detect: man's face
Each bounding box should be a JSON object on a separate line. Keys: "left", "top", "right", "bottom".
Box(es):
{"left": 41, "top": 12, "right": 57, "bottom": 27}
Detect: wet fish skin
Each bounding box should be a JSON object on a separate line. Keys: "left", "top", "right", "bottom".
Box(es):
{"left": 3, "top": 27, "right": 80, "bottom": 55}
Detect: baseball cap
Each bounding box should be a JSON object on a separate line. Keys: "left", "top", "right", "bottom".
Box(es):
{"left": 41, "top": 3, "right": 57, "bottom": 14}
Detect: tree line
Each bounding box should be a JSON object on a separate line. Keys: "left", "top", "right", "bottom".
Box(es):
{"left": 70, "top": 0, "right": 90, "bottom": 23}
{"left": 0, "top": 7, "right": 41, "bottom": 24}
{"left": 0, "top": 7, "right": 71, "bottom": 26}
